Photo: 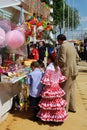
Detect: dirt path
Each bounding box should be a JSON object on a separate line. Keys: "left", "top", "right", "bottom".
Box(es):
{"left": 0, "top": 62, "right": 87, "bottom": 130}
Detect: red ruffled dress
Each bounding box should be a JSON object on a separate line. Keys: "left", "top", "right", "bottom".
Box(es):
{"left": 37, "top": 65, "right": 68, "bottom": 122}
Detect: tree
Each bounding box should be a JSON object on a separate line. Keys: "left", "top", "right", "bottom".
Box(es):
{"left": 41, "top": 0, "right": 49, "bottom": 4}
{"left": 41, "top": 0, "right": 80, "bottom": 30}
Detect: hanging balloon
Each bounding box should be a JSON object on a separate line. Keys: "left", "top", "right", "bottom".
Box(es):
{"left": 16, "top": 25, "right": 26, "bottom": 35}
{"left": 6, "top": 30, "right": 25, "bottom": 49}
{"left": 26, "top": 15, "right": 28, "bottom": 21}
{"left": 29, "top": 18, "right": 37, "bottom": 25}
{"left": 28, "top": 15, "right": 33, "bottom": 20}
{"left": 42, "top": 2, "right": 46, "bottom": 6}
{"left": 0, "top": 20, "right": 11, "bottom": 33}
{"left": 37, "top": 21, "right": 43, "bottom": 27}
{"left": 45, "top": 25, "right": 52, "bottom": 31}
{"left": 37, "top": 26, "right": 44, "bottom": 31}
{"left": 26, "top": 36, "right": 30, "bottom": 45}
{"left": 45, "top": 4, "right": 49, "bottom": 9}
{"left": 25, "top": 30, "right": 33, "bottom": 37}
{"left": 37, "top": 16, "right": 41, "bottom": 21}
{"left": 42, "top": 21, "right": 48, "bottom": 28}
{"left": 0, "top": 68, "right": 2, "bottom": 74}
{"left": 0, "top": 27, "right": 5, "bottom": 46}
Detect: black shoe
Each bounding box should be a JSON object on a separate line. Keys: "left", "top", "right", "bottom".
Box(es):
{"left": 29, "top": 116, "right": 39, "bottom": 121}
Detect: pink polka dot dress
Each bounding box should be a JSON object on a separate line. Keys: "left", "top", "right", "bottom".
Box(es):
{"left": 37, "top": 64, "right": 68, "bottom": 122}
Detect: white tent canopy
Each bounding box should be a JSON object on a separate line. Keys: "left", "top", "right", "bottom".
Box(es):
{"left": 0, "top": 0, "right": 28, "bottom": 22}
{"left": 0, "top": 0, "right": 21, "bottom": 9}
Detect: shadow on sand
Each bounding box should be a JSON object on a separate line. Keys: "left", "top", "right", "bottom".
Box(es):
{"left": 10, "top": 107, "right": 64, "bottom": 127}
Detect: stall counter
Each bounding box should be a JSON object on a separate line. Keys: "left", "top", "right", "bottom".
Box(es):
{"left": 0, "top": 74, "right": 27, "bottom": 120}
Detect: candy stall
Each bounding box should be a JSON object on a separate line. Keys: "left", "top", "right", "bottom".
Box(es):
{"left": 0, "top": 51, "right": 36, "bottom": 119}
{"left": 0, "top": 0, "right": 51, "bottom": 121}
{"left": 0, "top": 58, "right": 28, "bottom": 119}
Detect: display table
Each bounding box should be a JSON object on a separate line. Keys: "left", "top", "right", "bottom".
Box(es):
{"left": 0, "top": 74, "right": 27, "bottom": 120}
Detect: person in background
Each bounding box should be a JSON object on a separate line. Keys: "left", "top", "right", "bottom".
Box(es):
{"left": 80, "top": 43, "right": 85, "bottom": 60}
{"left": 26, "top": 61, "right": 43, "bottom": 121}
{"left": 84, "top": 43, "right": 87, "bottom": 62}
{"left": 31, "top": 44, "right": 39, "bottom": 60}
{"left": 37, "top": 54, "right": 67, "bottom": 122}
{"left": 38, "top": 41, "right": 46, "bottom": 62}
{"left": 48, "top": 44, "right": 54, "bottom": 54}
{"left": 57, "top": 34, "right": 79, "bottom": 113}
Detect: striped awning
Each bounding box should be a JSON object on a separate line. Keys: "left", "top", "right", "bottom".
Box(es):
{"left": 0, "top": 0, "right": 21, "bottom": 8}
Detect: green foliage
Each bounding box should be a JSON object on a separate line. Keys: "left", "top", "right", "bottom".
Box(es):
{"left": 64, "top": 5, "right": 80, "bottom": 30}
{"left": 40, "top": 0, "right": 80, "bottom": 30}
{"left": 53, "top": 0, "right": 63, "bottom": 25}
{"left": 41, "top": 0, "right": 49, "bottom": 4}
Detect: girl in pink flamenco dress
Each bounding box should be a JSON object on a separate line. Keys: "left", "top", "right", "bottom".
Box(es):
{"left": 37, "top": 54, "right": 68, "bottom": 122}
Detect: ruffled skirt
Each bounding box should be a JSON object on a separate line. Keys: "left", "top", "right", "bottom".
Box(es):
{"left": 37, "top": 109, "right": 67, "bottom": 122}
{"left": 39, "top": 98, "right": 67, "bottom": 110}
{"left": 37, "top": 85, "right": 67, "bottom": 122}
{"left": 41, "top": 85, "right": 65, "bottom": 98}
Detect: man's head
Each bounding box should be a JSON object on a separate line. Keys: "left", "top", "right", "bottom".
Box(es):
{"left": 39, "top": 41, "right": 43, "bottom": 47}
{"left": 57, "top": 34, "right": 66, "bottom": 44}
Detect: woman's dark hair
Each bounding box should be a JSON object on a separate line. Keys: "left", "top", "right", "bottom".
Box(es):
{"left": 57, "top": 34, "right": 66, "bottom": 41}
{"left": 37, "top": 60, "right": 45, "bottom": 68}
{"left": 47, "top": 54, "right": 58, "bottom": 71}
{"left": 47, "top": 54, "right": 55, "bottom": 63}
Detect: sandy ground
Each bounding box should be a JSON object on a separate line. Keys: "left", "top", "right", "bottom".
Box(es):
{"left": 0, "top": 61, "right": 87, "bottom": 130}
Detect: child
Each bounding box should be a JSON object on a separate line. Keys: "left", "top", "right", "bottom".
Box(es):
{"left": 26, "top": 61, "right": 43, "bottom": 120}
{"left": 37, "top": 54, "right": 68, "bottom": 122}
{"left": 31, "top": 44, "right": 39, "bottom": 60}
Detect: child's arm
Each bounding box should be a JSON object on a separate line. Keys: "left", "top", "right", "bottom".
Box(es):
{"left": 26, "top": 74, "right": 32, "bottom": 86}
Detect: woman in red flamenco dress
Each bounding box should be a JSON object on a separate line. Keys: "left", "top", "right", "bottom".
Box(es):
{"left": 37, "top": 54, "right": 68, "bottom": 122}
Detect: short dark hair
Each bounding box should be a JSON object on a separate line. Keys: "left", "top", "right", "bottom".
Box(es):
{"left": 37, "top": 60, "right": 45, "bottom": 68}
{"left": 30, "top": 61, "right": 40, "bottom": 68}
{"left": 32, "top": 44, "right": 37, "bottom": 48}
{"left": 57, "top": 34, "right": 66, "bottom": 41}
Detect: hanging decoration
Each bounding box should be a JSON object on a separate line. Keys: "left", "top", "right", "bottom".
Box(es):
{"left": 0, "top": 20, "right": 11, "bottom": 48}
{"left": 45, "top": 24, "right": 52, "bottom": 31}
{"left": 20, "top": 0, "right": 52, "bottom": 42}
{"left": 24, "top": 13, "right": 52, "bottom": 41}
{"left": 42, "top": 20, "right": 49, "bottom": 29}
{"left": 18, "top": 6, "right": 25, "bottom": 25}
{"left": 0, "top": 27, "right": 6, "bottom": 47}
{"left": 16, "top": 24, "right": 27, "bottom": 35}
{"left": 0, "top": 20, "right": 11, "bottom": 33}
{"left": 26, "top": 13, "right": 33, "bottom": 21}
{"left": 37, "top": 21, "right": 43, "bottom": 27}
{"left": 6, "top": 30, "right": 25, "bottom": 49}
